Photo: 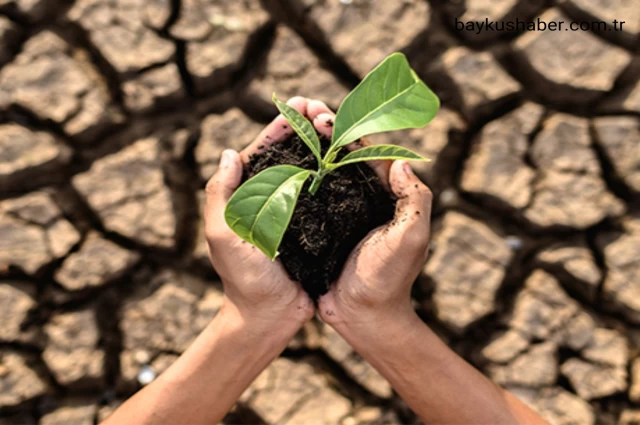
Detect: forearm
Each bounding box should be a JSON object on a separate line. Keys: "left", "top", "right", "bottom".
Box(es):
{"left": 102, "top": 302, "right": 299, "bottom": 425}
{"left": 333, "top": 306, "right": 547, "bottom": 425}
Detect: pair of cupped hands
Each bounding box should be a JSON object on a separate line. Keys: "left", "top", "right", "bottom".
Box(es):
{"left": 204, "top": 97, "right": 433, "bottom": 333}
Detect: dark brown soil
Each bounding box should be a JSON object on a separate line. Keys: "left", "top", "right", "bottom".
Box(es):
{"left": 245, "top": 134, "right": 396, "bottom": 300}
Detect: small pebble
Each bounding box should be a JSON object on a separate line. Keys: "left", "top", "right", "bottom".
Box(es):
{"left": 134, "top": 349, "right": 150, "bottom": 364}
{"left": 505, "top": 236, "right": 523, "bottom": 251}
{"left": 137, "top": 365, "right": 156, "bottom": 386}
{"left": 439, "top": 188, "right": 458, "bottom": 206}
{"left": 340, "top": 0, "right": 353, "bottom": 4}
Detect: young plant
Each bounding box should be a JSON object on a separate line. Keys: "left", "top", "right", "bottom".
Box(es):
{"left": 224, "top": 53, "right": 440, "bottom": 259}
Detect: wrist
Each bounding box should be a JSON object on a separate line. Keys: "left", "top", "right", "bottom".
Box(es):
{"left": 216, "top": 297, "right": 306, "bottom": 347}
{"left": 332, "top": 303, "right": 424, "bottom": 350}
{"left": 151, "top": 297, "right": 302, "bottom": 424}
{"left": 320, "top": 287, "right": 417, "bottom": 334}
{"left": 161, "top": 303, "right": 298, "bottom": 388}
{"left": 320, "top": 286, "right": 425, "bottom": 357}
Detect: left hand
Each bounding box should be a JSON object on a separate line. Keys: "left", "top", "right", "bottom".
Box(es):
{"left": 203, "top": 97, "right": 318, "bottom": 329}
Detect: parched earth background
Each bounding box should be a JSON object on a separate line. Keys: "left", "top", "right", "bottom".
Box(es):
{"left": 0, "top": 0, "right": 639, "bottom": 423}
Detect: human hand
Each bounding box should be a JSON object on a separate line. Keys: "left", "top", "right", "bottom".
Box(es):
{"left": 303, "top": 101, "right": 433, "bottom": 329}
{"left": 204, "top": 97, "right": 318, "bottom": 331}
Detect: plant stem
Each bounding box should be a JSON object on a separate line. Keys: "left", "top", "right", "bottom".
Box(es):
{"left": 308, "top": 172, "right": 324, "bottom": 195}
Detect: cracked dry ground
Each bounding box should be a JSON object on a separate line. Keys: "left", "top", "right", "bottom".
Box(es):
{"left": 0, "top": 0, "right": 639, "bottom": 423}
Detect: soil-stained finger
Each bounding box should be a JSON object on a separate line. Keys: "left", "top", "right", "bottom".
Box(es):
{"left": 307, "top": 99, "right": 334, "bottom": 122}
{"left": 239, "top": 96, "right": 308, "bottom": 164}
{"left": 352, "top": 137, "right": 392, "bottom": 191}
{"left": 204, "top": 150, "right": 244, "bottom": 238}
{"left": 313, "top": 112, "right": 336, "bottom": 139}
{"left": 388, "top": 161, "right": 433, "bottom": 234}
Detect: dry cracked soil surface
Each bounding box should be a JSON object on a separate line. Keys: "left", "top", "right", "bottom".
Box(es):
{"left": 0, "top": 0, "right": 639, "bottom": 424}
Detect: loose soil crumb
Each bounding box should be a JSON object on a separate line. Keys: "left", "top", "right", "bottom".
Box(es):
{"left": 245, "top": 134, "right": 396, "bottom": 300}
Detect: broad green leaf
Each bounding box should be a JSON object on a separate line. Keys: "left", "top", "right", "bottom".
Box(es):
{"left": 273, "top": 94, "right": 322, "bottom": 166}
{"left": 331, "top": 53, "right": 440, "bottom": 149}
{"left": 330, "top": 145, "right": 430, "bottom": 169}
{"left": 224, "top": 165, "right": 311, "bottom": 260}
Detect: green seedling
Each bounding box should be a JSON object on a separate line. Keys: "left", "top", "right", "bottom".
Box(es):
{"left": 224, "top": 53, "right": 440, "bottom": 259}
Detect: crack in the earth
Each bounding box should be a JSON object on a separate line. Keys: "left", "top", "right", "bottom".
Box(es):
{"left": 2, "top": 0, "right": 639, "bottom": 421}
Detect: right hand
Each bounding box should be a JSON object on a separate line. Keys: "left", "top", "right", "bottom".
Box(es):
{"left": 305, "top": 101, "right": 434, "bottom": 327}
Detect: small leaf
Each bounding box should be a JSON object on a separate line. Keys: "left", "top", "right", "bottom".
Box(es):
{"left": 331, "top": 53, "right": 440, "bottom": 148}
{"left": 331, "top": 145, "right": 429, "bottom": 169}
{"left": 323, "top": 148, "right": 340, "bottom": 165}
{"left": 225, "top": 165, "right": 311, "bottom": 260}
{"left": 273, "top": 94, "right": 322, "bottom": 166}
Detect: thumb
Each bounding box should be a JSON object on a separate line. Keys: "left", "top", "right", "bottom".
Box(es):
{"left": 206, "top": 149, "right": 243, "bottom": 202}
{"left": 204, "top": 150, "right": 243, "bottom": 231}
{"left": 385, "top": 160, "right": 433, "bottom": 252}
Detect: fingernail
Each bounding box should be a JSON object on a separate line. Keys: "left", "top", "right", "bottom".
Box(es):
{"left": 402, "top": 161, "right": 413, "bottom": 176}
{"left": 315, "top": 113, "right": 333, "bottom": 127}
{"left": 220, "top": 149, "right": 233, "bottom": 168}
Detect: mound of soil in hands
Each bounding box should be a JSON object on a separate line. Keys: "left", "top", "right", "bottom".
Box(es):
{"left": 245, "top": 134, "right": 396, "bottom": 300}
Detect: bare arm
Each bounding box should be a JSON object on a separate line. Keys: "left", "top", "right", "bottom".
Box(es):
{"left": 307, "top": 100, "right": 548, "bottom": 425}
{"left": 330, "top": 306, "right": 546, "bottom": 424}
{"left": 102, "top": 97, "right": 316, "bottom": 425}
{"left": 102, "top": 303, "right": 303, "bottom": 425}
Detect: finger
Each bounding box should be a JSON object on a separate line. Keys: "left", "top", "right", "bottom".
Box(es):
{"left": 240, "top": 96, "right": 308, "bottom": 163}
{"left": 307, "top": 99, "right": 333, "bottom": 122}
{"left": 204, "top": 149, "right": 243, "bottom": 237}
{"left": 385, "top": 160, "right": 433, "bottom": 251}
{"left": 354, "top": 137, "right": 392, "bottom": 191}
{"left": 313, "top": 112, "right": 335, "bottom": 139}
